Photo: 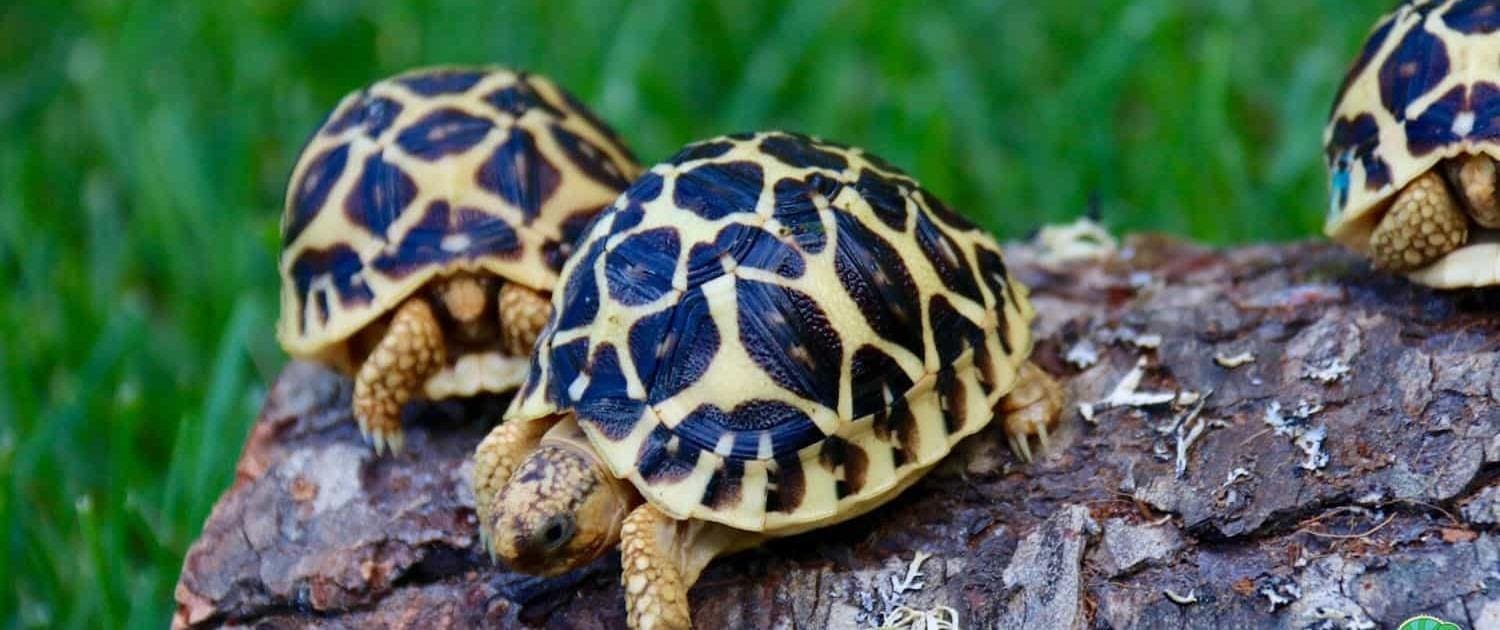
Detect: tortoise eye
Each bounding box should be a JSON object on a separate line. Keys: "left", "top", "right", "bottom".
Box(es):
{"left": 539, "top": 514, "right": 575, "bottom": 551}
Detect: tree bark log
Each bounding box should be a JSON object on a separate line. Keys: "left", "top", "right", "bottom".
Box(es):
{"left": 173, "top": 237, "right": 1500, "bottom": 629}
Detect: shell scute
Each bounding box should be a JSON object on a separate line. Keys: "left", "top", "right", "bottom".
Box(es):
{"left": 644, "top": 286, "right": 719, "bottom": 406}
{"left": 832, "top": 209, "right": 924, "bottom": 360}
{"left": 1445, "top": 0, "right": 1500, "bottom": 33}
{"left": 395, "top": 107, "right": 495, "bottom": 160}
{"left": 283, "top": 144, "right": 350, "bottom": 246}
{"left": 324, "top": 94, "right": 402, "bottom": 138}
{"left": 344, "top": 153, "right": 417, "bottom": 238}
{"left": 853, "top": 168, "right": 908, "bottom": 231}
{"left": 1377, "top": 19, "right": 1451, "bottom": 121}
{"left": 605, "top": 227, "right": 681, "bottom": 306}
{"left": 475, "top": 127, "right": 561, "bottom": 223}
{"left": 735, "top": 278, "right": 843, "bottom": 411}
{"left": 396, "top": 69, "right": 487, "bottom": 95}
{"left": 672, "top": 160, "right": 765, "bottom": 221}
{"left": 771, "top": 173, "right": 836, "bottom": 253}
{"left": 759, "top": 133, "right": 849, "bottom": 171}
{"left": 368, "top": 201, "right": 523, "bottom": 279}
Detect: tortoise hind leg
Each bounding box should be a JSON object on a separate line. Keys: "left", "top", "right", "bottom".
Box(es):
{"left": 499, "top": 282, "right": 551, "bottom": 357}
{"left": 1000, "top": 361, "right": 1064, "bottom": 463}
{"left": 352, "top": 298, "right": 445, "bottom": 454}
{"left": 619, "top": 504, "right": 758, "bottom": 630}
{"left": 1369, "top": 169, "right": 1468, "bottom": 272}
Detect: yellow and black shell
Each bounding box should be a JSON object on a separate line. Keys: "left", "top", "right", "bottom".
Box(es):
{"left": 508, "top": 132, "right": 1035, "bottom": 533}
{"left": 277, "top": 66, "right": 640, "bottom": 368}
{"left": 1325, "top": 0, "right": 1500, "bottom": 283}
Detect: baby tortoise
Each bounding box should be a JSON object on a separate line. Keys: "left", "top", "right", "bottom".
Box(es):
{"left": 277, "top": 66, "right": 640, "bottom": 452}
{"left": 1326, "top": 0, "right": 1500, "bottom": 286}
{"left": 472, "top": 132, "right": 1063, "bottom": 628}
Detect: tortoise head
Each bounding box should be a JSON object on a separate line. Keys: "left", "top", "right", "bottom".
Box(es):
{"left": 484, "top": 419, "right": 636, "bottom": 576}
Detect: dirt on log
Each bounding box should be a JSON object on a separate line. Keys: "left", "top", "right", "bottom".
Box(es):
{"left": 174, "top": 236, "right": 1500, "bottom": 629}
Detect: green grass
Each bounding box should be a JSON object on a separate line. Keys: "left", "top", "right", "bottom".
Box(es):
{"left": 1, "top": 0, "right": 1390, "bottom": 626}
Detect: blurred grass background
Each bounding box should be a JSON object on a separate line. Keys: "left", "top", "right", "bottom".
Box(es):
{"left": 1, "top": 0, "right": 1389, "bottom": 626}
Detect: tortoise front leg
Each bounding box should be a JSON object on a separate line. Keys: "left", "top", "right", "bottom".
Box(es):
{"left": 619, "top": 504, "right": 694, "bottom": 630}
{"left": 499, "top": 282, "right": 551, "bottom": 357}
{"left": 1000, "top": 361, "right": 1064, "bottom": 463}
{"left": 1369, "top": 169, "right": 1468, "bottom": 272}
{"left": 352, "top": 298, "right": 445, "bottom": 454}
{"left": 618, "top": 504, "right": 755, "bottom": 630}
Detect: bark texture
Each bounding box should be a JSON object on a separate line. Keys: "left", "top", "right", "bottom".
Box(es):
{"left": 174, "top": 237, "right": 1500, "bottom": 629}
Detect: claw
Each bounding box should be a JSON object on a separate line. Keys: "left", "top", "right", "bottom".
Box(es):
{"left": 351, "top": 298, "right": 445, "bottom": 457}
{"left": 998, "top": 363, "right": 1063, "bottom": 466}
{"left": 1008, "top": 435, "right": 1034, "bottom": 463}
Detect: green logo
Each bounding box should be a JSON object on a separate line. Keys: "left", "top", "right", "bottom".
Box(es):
{"left": 1397, "top": 615, "right": 1461, "bottom": 630}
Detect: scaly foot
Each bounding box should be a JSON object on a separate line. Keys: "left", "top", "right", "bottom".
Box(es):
{"left": 1000, "top": 361, "right": 1065, "bottom": 462}
{"left": 352, "top": 298, "right": 445, "bottom": 454}
{"left": 619, "top": 505, "right": 692, "bottom": 630}
{"left": 1370, "top": 169, "right": 1468, "bottom": 272}
{"left": 499, "top": 282, "right": 551, "bottom": 357}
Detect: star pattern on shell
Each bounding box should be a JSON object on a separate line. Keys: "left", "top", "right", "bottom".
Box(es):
{"left": 277, "top": 67, "right": 640, "bottom": 358}
{"left": 510, "top": 132, "right": 1037, "bottom": 532}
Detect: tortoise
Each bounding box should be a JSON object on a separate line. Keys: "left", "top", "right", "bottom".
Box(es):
{"left": 470, "top": 132, "right": 1064, "bottom": 628}
{"left": 277, "top": 66, "right": 640, "bottom": 452}
{"left": 1325, "top": 0, "right": 1500, "bottom": 287}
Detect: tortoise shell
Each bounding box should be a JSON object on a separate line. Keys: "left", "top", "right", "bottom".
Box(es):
{"left": 1324, "top": 0, "right": 1500, "bottom": 260}
{"left": 508, "top": 132, "right": 1035, "bottom": 533}
{"left": 277, "top": 66, "right": 640, "bottom": 367}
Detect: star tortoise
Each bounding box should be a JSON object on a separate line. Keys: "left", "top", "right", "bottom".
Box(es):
{"left": 1326, "top": 0, "right": 1500, "bottom": 286}
{"left": 277, "top": 66, "right": 640, "bottom": 452}
{"left": 471, "top": 132, "right": 1064, "bottom": 629}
